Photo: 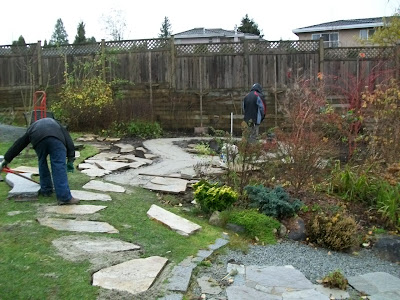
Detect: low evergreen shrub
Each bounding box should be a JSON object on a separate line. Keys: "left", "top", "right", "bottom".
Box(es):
{"left": 222, "top": 209, "right": 280, "bottom": 244}
{"left": 245, "top": 185, "right": 304, "bottom": 219}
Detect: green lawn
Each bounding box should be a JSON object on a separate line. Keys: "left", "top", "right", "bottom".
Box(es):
{"left": 0, "top": 137, "right": 223, "bottom": 299}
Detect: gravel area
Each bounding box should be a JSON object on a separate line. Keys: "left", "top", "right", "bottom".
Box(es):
{"left": 189, "top": 240, "right": 400, "bottom": 298}
{"left": 0, "top": 123, "right": 26, "bottom": 142}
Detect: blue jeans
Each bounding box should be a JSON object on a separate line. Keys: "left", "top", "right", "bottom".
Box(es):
{"left": 34, "top": 137, "right": 72, "bottom": 202}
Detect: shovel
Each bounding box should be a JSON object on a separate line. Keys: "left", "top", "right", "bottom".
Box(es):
{"left": 1, "top": 167, "right": 40, "bottom": 185}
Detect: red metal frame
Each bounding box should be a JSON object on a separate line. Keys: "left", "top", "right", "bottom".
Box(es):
{"left": 33, "top": 91, "right": 47, "bottom": 122}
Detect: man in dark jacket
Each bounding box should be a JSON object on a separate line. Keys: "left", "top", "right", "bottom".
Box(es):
{"left": 1, "top": 118, "right": 78, "bottom": 205}
{"left": 243, "top": 83, "right": 266, "bottom": 142}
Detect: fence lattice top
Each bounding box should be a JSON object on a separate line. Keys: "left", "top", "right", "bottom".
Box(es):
{"left": 0, "top": 39, "right": 396, "bottom": 59}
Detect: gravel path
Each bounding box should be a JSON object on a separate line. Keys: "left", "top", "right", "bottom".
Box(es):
{"left": 188, "top": 240, "right": 400, "bottom": 298}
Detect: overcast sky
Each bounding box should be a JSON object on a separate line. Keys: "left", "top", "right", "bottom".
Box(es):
{"left": 1, "top": 0, "right": 398, "bottom": 45}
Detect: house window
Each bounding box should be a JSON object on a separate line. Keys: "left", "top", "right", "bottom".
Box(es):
{"left": 312, "top": 32, "right": 339, "bottom": 48}
{"left": 360, "top": 29, "right": 375, "bottom": 40}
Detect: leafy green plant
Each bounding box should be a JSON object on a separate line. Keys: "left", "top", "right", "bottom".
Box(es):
{"left": 52, "top": 55, "right": 116, "bottom": 131}
{"left": 245, "top": 185, "right": 304, "bottom": 220}
{"left": 308, "top": 212, "right": 359, "bottom": 251}
{"left": 126, "top": 120, "right": 163, "bottom": 139}
{"left": 376, "top": 182, "right": 400, "bottom": 228}
{"left": 221, "top": 209, "right": 280, "bottom": 244}
{"left": 193, "top": 180, "right": 238, "bottom": 213}
{"left": 322, "top": 270, "right": 348, "bottom": 290}
{"left": 194, "top": 143, "right": 215, "bottom": 155}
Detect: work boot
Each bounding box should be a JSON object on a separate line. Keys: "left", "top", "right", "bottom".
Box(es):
{"left": 58, "top": 197, "right": 80, "bottom": 205}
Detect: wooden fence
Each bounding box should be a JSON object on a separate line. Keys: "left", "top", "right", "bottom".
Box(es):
{"left": 0, "top": 38, "right": 398, "bottom": 131}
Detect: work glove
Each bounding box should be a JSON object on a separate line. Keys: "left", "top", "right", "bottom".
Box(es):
{"left": 67, "top": 159, "right": 74, "bottom": 173}
{"left": 0, "top": 159, "right": 8, "bottom": 172}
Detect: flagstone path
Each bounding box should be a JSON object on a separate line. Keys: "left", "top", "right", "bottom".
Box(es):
{"left": 3, "top": 135, "right": 400, "bottom": 299}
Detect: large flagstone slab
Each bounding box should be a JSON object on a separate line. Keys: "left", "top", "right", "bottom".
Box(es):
{"left": 83, "top": 180, "right": 125, "bottom": 193}
{"left": 37, "top": 218, "right": 118, "bottom": 233}
{"left": 81, "top": 168, "right": 112, "bottom": 177}
{"left": 71, "top": 190, "right": 112, "bottom": 201}
{"left": 143, "top": 177, "right": 188, "bottom": 194}
{"left": 5, "top": 173, "right": 40, "bottom": 199}
{"left": 52, "top": 235, "right": 140, "bottom": 261}
{"left": 94, "top": 160, "right": 130, "bottom": 172}
{"left": 43, "top": 204, "right": 107, "bottom": 215}
{"left": 90, "top": 152, "right": 120, "bottom": 161}
{"left": 92, "top": 256, "right": 168, "bottom": 295}
{"left": 115, "top": 143, "right": 135, "bottom": 153}
{"left": 147, "top": 204, "right": 201, "bottom": 236}
{"left": 348, "top": 272, "right": 400, "bottom": 296}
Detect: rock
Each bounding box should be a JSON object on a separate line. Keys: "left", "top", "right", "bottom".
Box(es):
{"left": 209, "top": 211, "right": 223, "bottom": 227}
{"left": 226, "top": 223, "right": 245, "bottom": 234}
{"left": 279, "top": 224, "right": 287, "bottom": 238}
{"left": 287, "top": 217, "right": 306, "bottom": 241}
{"left": 373, "top": 234, "right": 400, "bottom": 263}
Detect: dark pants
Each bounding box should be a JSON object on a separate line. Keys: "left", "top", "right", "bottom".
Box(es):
{"left": 34, "top": 137, "right": 72, "bottom": 202}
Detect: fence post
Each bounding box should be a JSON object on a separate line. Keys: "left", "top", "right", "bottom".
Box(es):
{"left": 319, "top": 38, "right": 324, "bottom": 75}
{"left": 101, "top": 39, "right": 106, "bottom": 81}
{"left": 243, "top": 40, "right": 249, "bottom": 87}
{"left": 396, "top": 43, "right": 400, "bottom": 80}
{"left": 148, "top": 51, "right": 154, "bottom": 122}
{"left": 170, "top": 36, "right": 176, "bottom": 89}
{"left": 37, "top": 41, "right": 43, "bottom": 87}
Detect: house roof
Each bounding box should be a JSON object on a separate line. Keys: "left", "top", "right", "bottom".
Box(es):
{"left": 173, "top": 28, "right": 260, "bottom": 39}
{"left": 293, "top": 17, "right": 390, "bottom": 34}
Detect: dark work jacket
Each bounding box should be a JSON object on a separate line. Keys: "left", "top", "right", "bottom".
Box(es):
{"left": 4, "top": 118, "right": 75, "bottom": 163}
{"left": 243, "top": 85, "right": 266, "bottom": 125}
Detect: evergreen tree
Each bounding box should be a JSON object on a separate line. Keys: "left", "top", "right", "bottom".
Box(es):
{"left": 12, "top": 35, "right": 26, "bottom": 46}
{"left": 49, "top": 18, "right": 69, "bottom": 46}
{"left": 74, "top": 22, "right": 87, "bottom": 44}
{"left": 159, "top": 16, "right": 172, "bottom": 38}
{"left": 238, "top": 14, "right": 263, "bottom": 38}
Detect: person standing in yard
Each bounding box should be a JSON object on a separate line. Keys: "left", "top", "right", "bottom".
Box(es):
{"left": 243, "top": 83, "right": 266, "bottom": 142}
{"left": 0, "top": 118, "right": 78, "bottom": 205}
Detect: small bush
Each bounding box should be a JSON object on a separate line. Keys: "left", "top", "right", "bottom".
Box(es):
{"left": 322, "top": 270, "right": 348, "bottom": 290}
{"left": 127, "top": 120, "right": 163, "bottom": 139}
{"left": 193, "top": 180, "right": 238, "bottom": 213}
{"left": 245, "top": 185, "right": 304, "bottom": 220}
{"left": 308, "top": 212, "right": 359, "bottom": 251}
{"left": 222, "top": 209, "right": 280, "bottom": 244}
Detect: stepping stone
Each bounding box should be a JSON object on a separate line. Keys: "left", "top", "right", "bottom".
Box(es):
{"left": 314, "top": 285, "right": 350, "bottom": 300}
{"left": 81, "top": 168, "right": 112, "bottom": 178}
{"left": 197, "top": 276, "right": 222, "bottom": 295}
{"left": 143, "top": 177, "right": 188, "bottom": 194}
{"left": 43, "top": 204, "right": 107, "bottom": 215}
{"left": 126, "top": 156, "right": 153, "bottom": 165}
{"left": 167, "top": 258, "right": 197, "bottom": 292}
{"left": 37, "top": 218, "right": 118, "bottom": 233}
{"left": 147, "top": 204, "right": 201, "bottom": 236}
{"left": 94, "top": 160, "right": 130, "bottom": 172}
{"left": 52, "top": 235, "right": 140, "bottom": 261}
{"left": 71, "top": 190, "right": 112, "bottom": 201}
{"left": 92, "top": 256, "right": 168, "bottom": 295}
{"left": 90, "top": 152, "right": 120, "bottom": 161}
{"left": 348, "top": 272, "right": 400, "bottom": 297}
{"left": 78, "top": 163, "right": 96, "bottom": 170}
{"left": 5, "top": 173, "right": 40, "bottom": 200}
{"left": 128, "top": 161, "right": 147, "bottom": 169}
{"left": 115, "top": 143, "right": 135, "bottom": 153}
{"left": 88, "top": 143, "right": 111, "bottom": 151}
{"left": 83, "top": 180, "right": 125, "bottom": 193}
{"left": 136, "top": 147, "right": 147, "bottom": 153}
{"left": 12, "top": 166, "right": 39, "bottom": 175}
{"left": 105, "top": 137, "right": 121, "bottom": 142}
{"left": 144, "top": 153, "right": 158, "bottom": 159}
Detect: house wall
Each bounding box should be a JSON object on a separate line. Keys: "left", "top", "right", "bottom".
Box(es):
{"left": 297, "top": 28, "right": 376, "bottom": 47}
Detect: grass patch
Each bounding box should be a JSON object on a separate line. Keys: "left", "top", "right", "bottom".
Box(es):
{"left": 0, "top": 135, "right": 223, "bottom": 298}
